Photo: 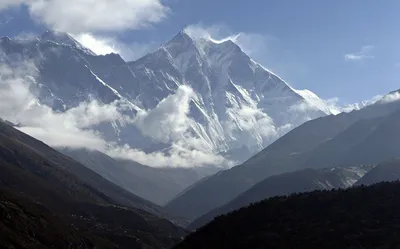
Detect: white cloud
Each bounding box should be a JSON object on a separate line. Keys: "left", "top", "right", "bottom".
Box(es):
{"left": 379, "top": 91, "right": 400, "bottom": 104}
{"left": 184, "top": 24, "right": 232, "bottom": 42}
{"left": 288, "top": 101, "right": 321, "bottom": 113}
{"left": 344, "top": 45, "right": 374, "bottom": 61}
{"left": 0, "top": 62, "right": 109, "bottom": 150}
{"left": 183, "top": 23, "right": 274, "bottom": 57}
{"left": 108, "top": 141, "right": 232, "bottom": 168}
{"left": 134, "top": 85, "right": 194, "bottom": 143}
{"left": 0, "top": 0, "right": 169, "bottom": 33}
{"left": 235, "top": 106, "right": 277, "bottom": 138}
{"left": 73, "top": 33, "right": 156, "bottom": 61}
{"left": 224, "top": 104, "right": 279, "bottom": 150}
{"left": 324, "top": 95, "right": 382, "bottom": 114}
{"left": 0, "top": 1, "right": 163, "bottom": 61}
{"left": 74, "top": 33, "right": 118, "bottom": 56}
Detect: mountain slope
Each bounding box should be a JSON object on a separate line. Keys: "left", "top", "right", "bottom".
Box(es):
{"left": 189, "top": 165, "right": 373, "bottom": 230}
{"left": 165, "top": 90, "right": 400, "bottom": 221}
{"left": 60, "top": 148, "right": 216, "bottom": 205}
{"left": 174, "top": 181, "right": 400, "bottom": 249}
{"left": 0, "top": 120, "right": 185, "bottom": 248}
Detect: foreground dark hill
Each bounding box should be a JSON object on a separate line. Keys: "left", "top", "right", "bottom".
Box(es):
{"left": 189, "top": 165, "right": 373, "bottom": 230}
{"left": 0, "top": 188, "right": 114, "bottom": 249}
{"left": 60, "top": 148, "right": 214, "bottom": 205}
{"left": 0, "top": 120, "right": 185, "bottom": 248}
{"left": 175, "top": 181, "right": 400, "bottom": 249}
{"left": 0, "top": 121, "right": 164, "bottom": 215}
{"left": 165, "top": 94, "right": 400, "bottom": 221}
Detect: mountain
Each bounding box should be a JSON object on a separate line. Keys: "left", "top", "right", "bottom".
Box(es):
{"left": 0, "top": 30, "right": 332, "bottom": 166}
{"left": 165, "top": 90, "right": 400, "bottom": 221}
{"left": 0, "top": 120, "right": 185, "bottom": 248}
{"left": 174, "top": 182, "right": 400, "bottom": 249}
{"left": 189, "top": 165, "right": 373, "bottom": 230}
{"left": 355, "top": 160, "right": 400, "bottom": 186}
{"left": 59, "top": 148, "right": 217, "bottom": 205}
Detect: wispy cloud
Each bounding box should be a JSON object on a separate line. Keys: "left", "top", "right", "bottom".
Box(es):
{"left": 183, "top": 23, "right": 275, "bottom": 57}
{"left": 344, "top": 45, "right": 375, "bottom": 61}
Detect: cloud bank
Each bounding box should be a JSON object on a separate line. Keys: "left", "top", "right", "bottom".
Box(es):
{"left": 0, "top": 0, "right": 169, "bottom": 33}
{"left": 379, "top": 91, "right": 400, "bottom": 104}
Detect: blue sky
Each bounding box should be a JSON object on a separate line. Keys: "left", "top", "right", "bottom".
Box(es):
{"left": 0, "top": 0, "right": 399, "bottom": 104}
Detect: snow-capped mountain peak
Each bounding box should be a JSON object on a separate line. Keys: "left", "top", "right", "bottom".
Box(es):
{"left": 0, "top": 31, "right": 334, "bottom": 166}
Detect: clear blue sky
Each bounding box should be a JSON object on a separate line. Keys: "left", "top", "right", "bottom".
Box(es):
{"left": 0, "top": 0, "right": 399, "bottom": 103}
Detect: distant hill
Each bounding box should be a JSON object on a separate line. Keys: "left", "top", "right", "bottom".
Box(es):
{"left": 189, "top": 165, "right": 373, "bottom": 230}
{"left": 174, "top": 181, "right": 400, "bottom": 249}
{"left": 356, "top": 160, "right": 400, "bottom": 186}
{"left": 0, "top": 120, "right": 185, "bottom": 248}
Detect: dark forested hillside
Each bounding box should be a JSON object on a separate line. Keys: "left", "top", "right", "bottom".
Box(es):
{"left": 0, "top": 120, "right": 185, "bottom": 248}
{"left": 174, "top": 182, "right": 400, "bottom": 249}
{"left": 189, "top": 165, "right": 373, "bottom": 230}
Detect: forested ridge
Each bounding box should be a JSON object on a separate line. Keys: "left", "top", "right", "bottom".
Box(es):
{"left": 175, "top": 181, "right": 400, "bottom": 249}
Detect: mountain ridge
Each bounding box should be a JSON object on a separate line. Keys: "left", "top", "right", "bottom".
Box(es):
{"left": 174, "top": 181, "right": 400, "bottom": 249}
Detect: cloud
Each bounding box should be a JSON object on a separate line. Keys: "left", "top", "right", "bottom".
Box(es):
{"left": 108, "top": 141, "right": 232, "bottom": 168}
{"left": 288, "top": 101, "right": 322, "bottom": 113}
{"left": 379, "top": 91, "right": 400, "bottom": 104}
{"left": 183, "top": 24, "right": 275, "bottom": 57}
{"left": 73, "top": 33, "right": 156, "bottom": 61}
{"left": 344, "top": 45, "right": 374, "bottom": 61}
{"left": 0, "top": 62, "right": 110, "bottom": 150}
{"left": 184, "top": 24, "right": 233, "bottom": 42}
{"left": 0, "top": 0, "right": 22, "bottom": 10}
{"left": 324, "top": 95, "right": 382, "bottom": 114}
{"left": 134, "top": 85, "right": 194, "bottom": 143}
{"left": 0, "top": 0, "right": 169, "bottom": 33}
{"left": 74, "top": 33, "right": 118, "bottom": 56}
{"left": 224, "top": 103, "right": 279, "bottom": 150}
